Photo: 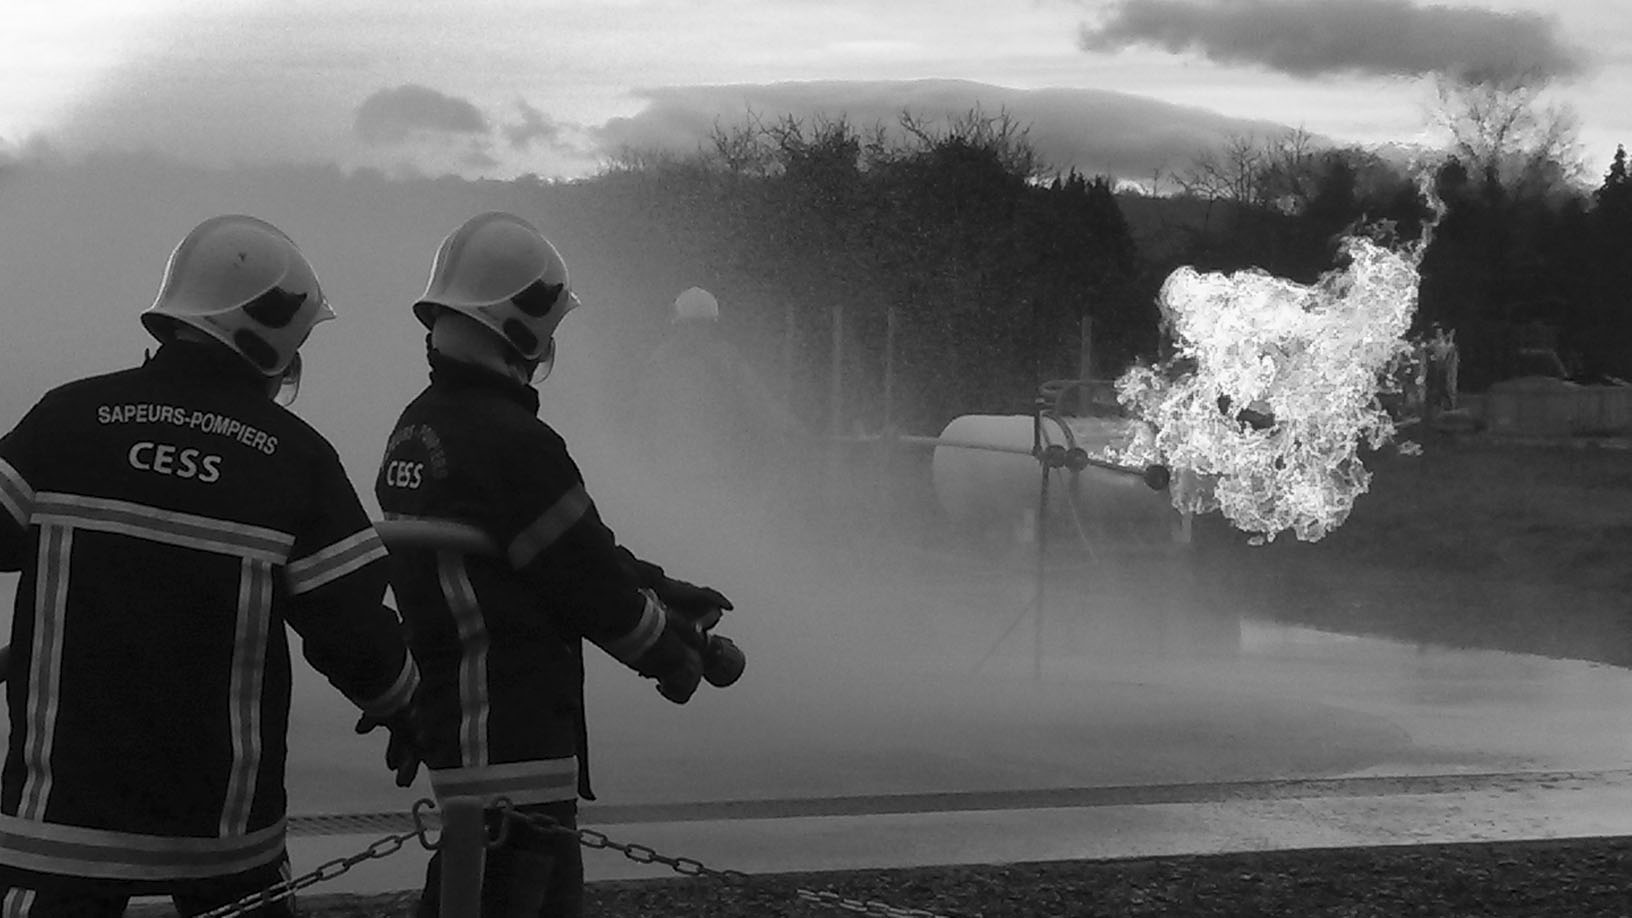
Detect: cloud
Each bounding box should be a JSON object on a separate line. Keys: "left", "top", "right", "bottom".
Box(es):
{"left": 503, "top": 99, "right": 567, "bottom": 151}
{"left": 354, "top": 84, "right": 490, "bottom": 145}
{"left": 1077, "top": 0, "right": 1589, "bottom": 84}
{"left": 463, "top": 144, "right": 501, "bottom": 169}
{"left": 593, "top": 78, "right": 1310, "bottom": 183}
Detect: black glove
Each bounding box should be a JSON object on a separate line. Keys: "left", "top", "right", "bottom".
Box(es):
{"left": 354, "top": 707, "right": 424, "bottom": 788}
{"left": 625, "top": 598, "right": 706, "bottom": 705}
{"left": 654, "top": 642, "right": 705, "bottom": 705}
{"left": 654, "top": 578, "right": 732, "bottom": 631}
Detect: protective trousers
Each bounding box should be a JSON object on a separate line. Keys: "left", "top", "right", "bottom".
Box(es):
{"left": 417, "top": 800, "right": 583, "bottom": 918}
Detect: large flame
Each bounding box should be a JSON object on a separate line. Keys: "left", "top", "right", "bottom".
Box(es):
{"left": 1106, "top": 231, "right": 1429, "bottom": 544}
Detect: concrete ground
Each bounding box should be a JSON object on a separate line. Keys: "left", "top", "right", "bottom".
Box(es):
{"left": 281, "top": 610, "right": 1632, "bottom": 895}
{"left": 12, "top": 503, "right": 1631, "bottom": 902}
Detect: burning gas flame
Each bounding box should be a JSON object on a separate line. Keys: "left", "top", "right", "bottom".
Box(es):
{"left": 1104, "top": 213, "right": 1438, "bottom": 544}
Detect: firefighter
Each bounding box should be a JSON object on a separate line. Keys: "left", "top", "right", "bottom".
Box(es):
{"left": 374, "top": 212, "right": 741, "bottom": 918}
{"left": 0, "top": 215, "right": 421, "bottom": 917}
{"left": 635, "top": 286, "right": 806, "bottom": 503}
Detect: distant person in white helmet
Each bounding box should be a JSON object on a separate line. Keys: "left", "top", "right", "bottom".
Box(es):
{"left": 636, "top": 286, "right": 805, "bottom": 497}
{"left": 373, "top": 213, "right": 744, "bottom": 918}
{"left": 0, "top": 215, "right": 421, "bottom": 916}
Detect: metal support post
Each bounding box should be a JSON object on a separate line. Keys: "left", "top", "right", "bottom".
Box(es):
{"left": 439, "top": 797, "right": 487, "bottom": 918}
{"left": 1033, "top": 444, "right": 1051, "bottom": 682}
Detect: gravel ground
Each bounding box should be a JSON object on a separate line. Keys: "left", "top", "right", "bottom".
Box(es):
{"left": 282, "top": 836, "right": 1632, "bottom": 916}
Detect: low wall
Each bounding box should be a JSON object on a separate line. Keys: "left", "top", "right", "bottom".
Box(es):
{"left": 1463, "top": 381, "right": 1632, "bottom": 437}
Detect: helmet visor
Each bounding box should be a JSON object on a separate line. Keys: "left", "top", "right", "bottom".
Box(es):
{"left": 273, "top": 352, "right": 303, "bottom": 406}
{"left": 529, "top": 337, "right": 557, "bottom": 385}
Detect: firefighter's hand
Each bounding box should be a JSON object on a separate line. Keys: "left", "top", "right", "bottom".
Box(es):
{"left": 645, "top": 604, "right": 706, "bottom": 705}
{"left": 624, "top": 595, "right": 706, "bottom": 704}
{"left": 654, "top": 578, "right": 732, "bottom": 630}
{"left": 355, "top": 708, "right": 424, "bottom": 788}
{"left": 654, "top": 644, "right": 705, "bottom": 705}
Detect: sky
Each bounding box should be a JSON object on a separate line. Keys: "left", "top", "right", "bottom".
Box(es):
{"left": 3, "top": 0, "right": 1630, "bottom": 185}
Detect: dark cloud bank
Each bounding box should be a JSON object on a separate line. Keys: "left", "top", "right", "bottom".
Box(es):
{"left": 1078, "top": 0, "right": 1589, "bottom": 84}
{"left": 354, "top": 84, "right": 491, "bottom": 145}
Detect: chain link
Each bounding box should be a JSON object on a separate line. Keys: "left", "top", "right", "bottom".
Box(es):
{"left": 568, "top": 825, "right": 750, "bottom": 883}
{"left": 795, "top": 888, "right": 960, "bottom": 918}
{"left": 191, "top": 799, "right": 440, "bottom": 918}
{"left": 498, "top": 804, "right": 961, "bottom": 918}
{"left": 186, "top": 798, "right": 962, "bottom": 918}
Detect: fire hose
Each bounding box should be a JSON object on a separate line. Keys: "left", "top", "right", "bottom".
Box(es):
{"left": 371, "top": 517, "right": 745, "bottom": 688}
{"left": 0, "top": 518, "right": 745, "bottom": 691}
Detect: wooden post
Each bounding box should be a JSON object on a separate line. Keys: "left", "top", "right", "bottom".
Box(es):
{"left": 1079, "top": 314, "right": 1095, "bottom": 384}
{"left": 882, "top": 306, "right": 897, "bottom": 433}
{"left": 783, "top": 299, "right": 797, "bottom": 408}
{"left": 829, "top": 302, "right": 845, "bottom": 440}
{"left": 826, "top": 302, "right": 845, "bottom": 507}
{"left": 876, "top": 305, "right": 899, "bottom": 534}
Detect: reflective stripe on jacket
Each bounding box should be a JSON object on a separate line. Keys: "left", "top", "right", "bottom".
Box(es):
{"left": 0, "top": 343, "right": 416, "bottom": 884}
{"left": 376, "top": 357, "right": 662, "bottom": 805}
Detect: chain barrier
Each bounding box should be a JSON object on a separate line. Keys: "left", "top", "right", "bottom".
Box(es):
{"left": 496, "top": 800, "right": 964, "bottom": 918}
{"left": 193, "top": 797, "right": 962, "bottom": 918}
{"left": 793, "top": 888, "right": 958, "bottom": 918}
{"left": 191, "top": 799, "right": 441, "bottom": 918}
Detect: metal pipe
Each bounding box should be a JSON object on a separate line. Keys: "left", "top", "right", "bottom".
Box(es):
{"left": 1033, "top": 456, "right": 1050, "bottom": 682}
{"left": 842, "top": 432, "right": 1167, "bottom": 487}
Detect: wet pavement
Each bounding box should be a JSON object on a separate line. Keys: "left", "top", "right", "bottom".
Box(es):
{"left": 280, "top": 615, "right": 1632, "bottom": 894}
{"left": 13, "top": 528, "right": 1632, "bottom": 899}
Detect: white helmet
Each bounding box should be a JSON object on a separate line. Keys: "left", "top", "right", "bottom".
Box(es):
{"left": 673, "top": 286, "right": 719, "bottom": 323}
{"left": 141, "top": 215, "right": 334, "bottom": 377}
{"left": 414, "top": 212, "right": 582, "bottom": 363}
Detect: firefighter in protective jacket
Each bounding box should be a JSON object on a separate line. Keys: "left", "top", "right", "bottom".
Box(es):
{"left": 0, "top": 215, "right": 420, "bottom": 917}
{"left": 375, "top": 212, "right": 740, "bottom": 918}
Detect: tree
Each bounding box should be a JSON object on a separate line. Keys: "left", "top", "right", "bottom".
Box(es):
{"left": 1580, "top": 145, "right": 1632, "bottom": 377}
{"left": 577, "top": 107, "right": 1165, "bottom": 433}
{"left": 1593, "top": 145, "right": 1632, "bottom": 224}
{"left": 1429, "top": 72, "right": 1583, "bottom": 203}
{"left": 1415, "top": 74, "right": 1592, "bottom": 387}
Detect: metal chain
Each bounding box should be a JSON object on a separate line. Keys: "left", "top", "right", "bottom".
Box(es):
{"left": 192, "top": 799, "right": 440, "bottom": 918}
{"left": 189, "top": 798, "right": 962, "bottom": 918}
{"left": 573, "top": 825, "right": 750, "bottom": 883}
{"left": 794, "top": 888, "right": 960, "bottom": 918}
{"left": 498, "top": 803, "right": 963, "bottom": 918}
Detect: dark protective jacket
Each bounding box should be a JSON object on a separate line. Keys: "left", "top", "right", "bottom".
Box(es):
{"left": 0, "top": 343, "right": 418, "bottom": 890}
{"left": 375, "top": 354, "right": 672, "bottom": 806}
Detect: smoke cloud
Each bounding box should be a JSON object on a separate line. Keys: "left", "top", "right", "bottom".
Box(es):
{"left": 1077, "top": 0, "right": 1589, "bottom": 85}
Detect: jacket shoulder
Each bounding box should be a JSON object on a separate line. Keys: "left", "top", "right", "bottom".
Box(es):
{"left": 32, "top": 367, "right": 144, "bottom": 406}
